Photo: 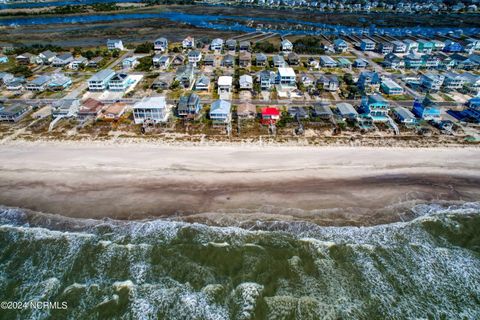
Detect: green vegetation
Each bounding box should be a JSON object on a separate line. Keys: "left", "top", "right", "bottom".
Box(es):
{"left": 135, "top": 56, "right": 153, "bottom": 72}
{"left": 134, "top": 42, "right": 154, "bottom": 54}
{"left": 11, "top": 44, "right": 63, "bottom": 55}
{"left": 293, "top": 37, "right": 325, "bottom": 54}
{"left": 7, "top": 65, "right": 32, "bottom": 78}
{"left": 253, "top": 42, "right": 277, "bottom": 54}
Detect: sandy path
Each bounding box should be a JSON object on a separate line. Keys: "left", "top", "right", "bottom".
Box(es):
{"left": 0, "top": 141, "right": 479, "bottom": 226}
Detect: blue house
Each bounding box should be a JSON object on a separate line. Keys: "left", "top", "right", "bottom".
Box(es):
{"left": 357, "top": 71, "right": 380, "bottom": 92}
{"left": 359, "top": 94, "right": 390, "bottom": 121}
{"left": 360, "top": 39, "right": 375, "bottom": 51}
{"left": 468, "top": 96, "right": 480, "bottom": 109}
{"left": 443, "top": 40, "right": 464, "bottom": 53}
{"left": 412, "top": 97, "right": 441, "bottom": 120}
{"left": 209, "top": 100, "right": 231, "bottom": 125}
{"left": 0, "top": 55, "right": 8, "bottom": 64}
{"left": 47, "top": 73, "right": 72, "bottom": 91}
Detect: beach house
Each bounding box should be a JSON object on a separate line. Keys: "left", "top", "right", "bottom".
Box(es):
{"left": 320, "top": 55, "right": 337, "bottom": 68}
{"left": 77, "top": 98, "right": 104, "bottom": 120}
{"left": 393, "top": 107, "right": 417, "bottom": 125}
{"left": 16, "top": 53, "right": 36, "bottom": 65}
{"left": 236, "top": 102, "right": 256, "bottom": 119}
{"left": 108, "top": 73, "right": 132, "bottom": 91}
{"left": 239, "top": 41, "right": 251, "bottom": 52}
{"left": 0, "top": 103, "right": 31, "bottom": 122}
{"left": 51, "top": 99, "right": 80, "bottom": 118}
{"left": 403, "top": 39, "right": 418, "bottom": 52}
{"left": 239, "top": 74, "right": 253, "bottom": 90}
{"left": 255, "top": 53, "right": 267, "bottom": 66}
{"left": 281, "top": 39, "right": 293, "bottom": 52}
{"left": 70, "top": 56, "right": 88, "bottom": 70}
{"left": 333, "top": 39, "right": 348, "bottom": 52}
{"left": 391, "top": 40, "right": 407, "bottom": 53}
{"left": 404, "top": 52, "right": 423, "bottom": 69}
{"left": 261, "top": 107, "right": 281, "bottom": 125}
{"left": 380, "top": 78, "right": 404, "bottom": 95}
{"left": 47, "top": 73, "right": 72, "bottom": 91}
{"left": 260, "top": 71, "right": 276, "bottom": 91}
{"left": 52, "top": 53, "right": 73, "bottom": 67}
{"left": 88, "top": 69, "right": 115, "bottom": 91}
{"left": 357, "top": 71, "right": 381, "bottom": 92}
{"left": 153, "top": 55, "right": 170, "bottom": 69}
{"left": 222, "top": 54, "right": 235, "bottom": 68}
{"left": 177, "top": 93, "right": 201, "bottom": 118}
{"left": 133, "top": 96, "right": 170, "bottom": 124}
{"left": 317, "top": 75, "right": 339, "bottom": 92}
{"left": 182, "top": 36, "right": 195, "bottom": 49}
{"left": 383, "top": 53, "right": 403, "bottom": 69}
{"left": 26, "top": 75, "right": 51, "bottom": 91}
{"left": 421, "top": 73, "right": 445, "bottom": 91}
{"left": 217, "top": 76, "right": 233, "bottom": 98}
{"left": 38, "top": 50, "right": 56, "bottom": 64}
{"left": 188, "top": 50, "right": 202, "bottom": 66}
{"left": 194, "top": 74, "right": 210, "bottom": 91}
{"left": 312, "top": 102, "right": 334, "bottom": 119}
{"left": 122, "top": 57, "right": 138, "bottom": 70}
{"left": 175, "top": 65, "right": 195, "bottom": 88}
{"left": 239, "top": 52, "right": 252, "bottom": 67}
{"left": 154, "top": 37, "right": 168, "bottom": 52}
{"left": 287, "top": 52, "right": 300, "bottom": 66}
{"left": 107, "top": 39, "right": 124, "bottom": 51}
{"left": 336, "top": 102, "right": 358, "bottom": 120}
{"left": 210, "top": 38, "right": 224, "bottom": 51}
{"left": 443, "top": 72, "right": 465, "bottom": 90}
{"left": 360, "top": 39, "right": 375, "bottom": 51}
{"left": 273, "top": 55, "right": 286, "bottom": 68}
{"left": 276, "top": 67, "right": 296, "bottom": 91}
{"left": 412, "top": 97, "right": 441, "bottom": 120}
{"left": 101, "top": 102, "right": 128, "bottom": 121}
{"left": 359, "top": 94, "right": 390, "bottom": 121}
{"left": 417, "top": 39, "right": 434, "bottom": 53}
{"left": 225, "top": 39, "right": 237, "bottom": 51}
{"left": 209, "top": 100, "right": 231, "bottom": 125}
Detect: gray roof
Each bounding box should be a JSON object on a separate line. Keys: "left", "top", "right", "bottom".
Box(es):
{"left": 394, "top": 107, "right": 415, "bottom": 121}
{"left": 29, "top": 75, "right": 50, "bottom": 86}
{"left": 89, "top": 69, "right": 115, "bottom": 82}
{"left": 336, "top": 103, "right": 357, "bottom": 116}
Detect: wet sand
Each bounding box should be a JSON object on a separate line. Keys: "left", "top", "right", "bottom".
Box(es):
{"left": 0, "top": 141, "right": 479, "bottom": 226}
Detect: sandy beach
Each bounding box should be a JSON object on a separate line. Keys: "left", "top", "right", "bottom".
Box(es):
{"left": 0, "top": 141, "right": 478, "bottom": 226}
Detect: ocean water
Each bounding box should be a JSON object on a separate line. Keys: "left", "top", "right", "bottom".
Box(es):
{"left": 0, "top": 203, "right": 479, "bottom": 319}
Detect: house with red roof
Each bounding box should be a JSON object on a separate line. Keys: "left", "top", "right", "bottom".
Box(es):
{"left": 261, "top": 107, "right": 281, "bottom": 125}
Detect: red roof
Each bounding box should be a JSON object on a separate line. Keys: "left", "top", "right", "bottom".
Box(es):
{"left": 261, "top": 107, "right": 280, "bottom": 116}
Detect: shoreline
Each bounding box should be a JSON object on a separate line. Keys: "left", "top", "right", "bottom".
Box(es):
{"left": 0, "top": 140, "right": 479, "bottom": 227}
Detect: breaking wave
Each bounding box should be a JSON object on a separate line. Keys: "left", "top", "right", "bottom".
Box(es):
{"left": 0, "top": 202, "right": 479, "bottom": 319}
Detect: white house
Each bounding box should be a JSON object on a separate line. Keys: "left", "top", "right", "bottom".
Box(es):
{"left": 239, "top": 74, "right": 253, "bottom": 90}
{"left": 210, "top": 38, "right": 224, "bottom": 51}
{"left": 154, "top": 37, "right": 168, "bottom": 52}
{"left": 88, "top": 69, "right": 115, "bottom": 91}
{"left": 218, "top": 76, "right": 233, "bottom": 98}
{"left": 52, "top": 53, "right": 73, "bottom": 67}
{"left": 281, "top": 39, "right": 293, "bottom": 52}
{"left": 421, "top": 73, "right": 445, "bottom": 91}
{"left": 108, "top": 73, "right": 132, "bottom": 92}
{"left": 107, "top": 39, "right": 124, "bottom": 51}
{"left": 276, "top": 67, "right": 296, "bottom": 91}
{"left": 188, "top": 50, "right": 202, "bottom": 66}
{"left": 133, "top": 96, "right": 170, "bottom": 124}
{"left": 182, "top": 36, "right": 195, "bottom": 49}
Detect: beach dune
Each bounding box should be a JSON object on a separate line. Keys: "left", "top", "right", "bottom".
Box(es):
{"left": 0, "top": 142, "right": 479, "bottom": 227}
